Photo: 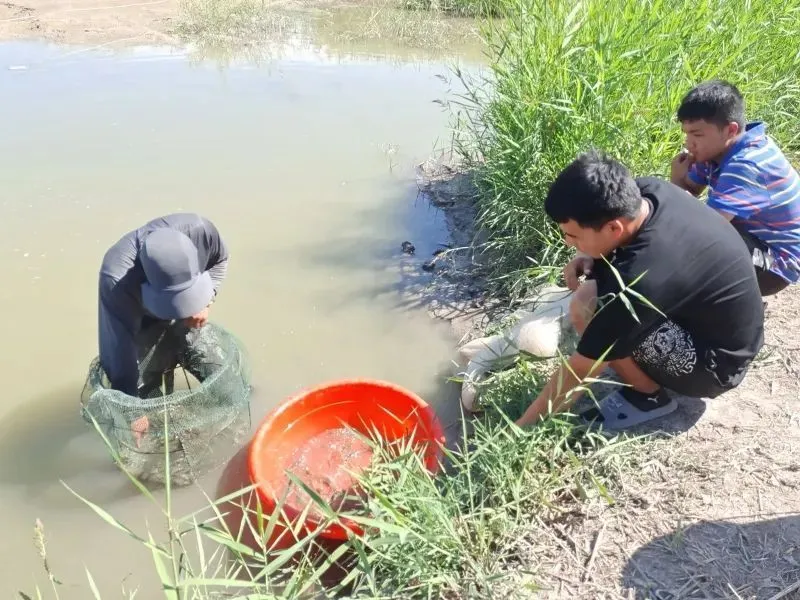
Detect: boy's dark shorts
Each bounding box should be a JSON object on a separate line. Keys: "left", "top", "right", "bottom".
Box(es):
{"left": 630, "top": 319, "right": 743, "bottom": 399}
{"left": 733, "top": 223, "right": 789, "bottom": 296}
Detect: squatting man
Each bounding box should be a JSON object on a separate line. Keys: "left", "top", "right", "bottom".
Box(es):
{"left": 97, "top": 213, "right": 229, "bottom": 446}
{"left": 513, "top": 150, "right": 765, "bottom": 430}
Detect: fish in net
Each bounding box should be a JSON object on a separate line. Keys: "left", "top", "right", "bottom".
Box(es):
{"left": 80, "top": 321, "right": 253, "bottom": 487}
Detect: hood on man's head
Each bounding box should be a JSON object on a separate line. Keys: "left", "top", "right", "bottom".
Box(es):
{"left": 140, "top": 228, "right": 214, "bottom": 320}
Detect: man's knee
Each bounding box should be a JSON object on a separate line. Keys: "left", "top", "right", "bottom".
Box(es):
{"left": 569, "top": 280, "right": 597, "bottom": 334}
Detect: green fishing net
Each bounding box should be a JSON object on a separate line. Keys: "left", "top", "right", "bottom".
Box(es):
{"left": 80, "top": 321, "right": 253, "bottom": 487}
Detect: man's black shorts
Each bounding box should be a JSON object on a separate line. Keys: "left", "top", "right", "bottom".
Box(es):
{"left": 630, "top": 319, "right": 739, "bottom": 399}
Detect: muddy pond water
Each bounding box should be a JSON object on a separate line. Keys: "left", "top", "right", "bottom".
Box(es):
{"left": 0, "top": 35, "right": 481, "bottom": 596}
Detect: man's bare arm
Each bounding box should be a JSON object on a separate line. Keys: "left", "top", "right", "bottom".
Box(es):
{"left": 514, "top": 352, "right": 602, "bottom": 428}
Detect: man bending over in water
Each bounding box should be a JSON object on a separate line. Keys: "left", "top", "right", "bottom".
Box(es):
{"left": 98, "top": 213, "right": 229, "bottom": 444}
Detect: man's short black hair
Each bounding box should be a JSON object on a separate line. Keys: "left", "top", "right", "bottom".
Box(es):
{"left": 677, "top": 79, "right": 745, "bottom": 130}
{"left": 544, "top": 149, "right": 643, "bottom": 230}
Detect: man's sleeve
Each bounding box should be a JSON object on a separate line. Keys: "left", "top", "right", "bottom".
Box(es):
{"left": 207, "top": 256, "right": 228, "bottom": 292}
{"left": 706, "top": 161, "right": 770, "bottom": 219}
{"left": 576, "top": 268, "right": 665, "bottom": 362}
{"left": 687, "top": 161, "right": 710, "bottom": 186}
{"left": 189, "top": 216, "right": 229, "bottom": 292}
{"left": 98, "top": 275, "right": 141, "bottom": 396}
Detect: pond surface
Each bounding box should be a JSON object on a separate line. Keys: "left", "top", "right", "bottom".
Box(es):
{"left": 0, "top": 34, "right": 480, "bottom": 597}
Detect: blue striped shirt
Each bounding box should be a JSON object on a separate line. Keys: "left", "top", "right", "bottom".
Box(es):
{"left": 688, "top": 121, "right": 800, "bottom": 283}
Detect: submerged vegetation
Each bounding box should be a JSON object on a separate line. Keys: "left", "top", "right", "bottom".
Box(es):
{"left": 402, "top": 0, "right": 505, "bottom": 18}
{"left": 173, "top": 0, "right": 482, "bottom": 61}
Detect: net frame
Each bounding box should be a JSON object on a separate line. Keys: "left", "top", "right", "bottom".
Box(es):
{"left": 80, "top": 321, "right": 253, "bottom": 486}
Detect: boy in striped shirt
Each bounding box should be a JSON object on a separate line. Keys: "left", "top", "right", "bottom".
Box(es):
{"left": 670, "top": 79, "right": 800, "bottom": 296}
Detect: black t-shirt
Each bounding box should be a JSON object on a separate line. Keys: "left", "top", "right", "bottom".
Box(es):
{"left": 577, "top": 176, "right": 765, "bottom": 390}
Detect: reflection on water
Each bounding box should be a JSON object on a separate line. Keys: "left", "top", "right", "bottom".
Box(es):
{"left": 176, "top": 2, "right": 484, "bottom": 68}
{"left": 0, "top": 27, "right": 481, "bottom": 599}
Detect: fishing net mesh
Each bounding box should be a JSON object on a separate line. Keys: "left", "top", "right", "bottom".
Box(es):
{"left": 80, "top": 322, "right": 253, "bottom": 487}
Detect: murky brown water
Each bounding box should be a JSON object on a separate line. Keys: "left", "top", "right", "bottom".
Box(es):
{"left": 0, "top": 36, "right": 479, "bottom": 597}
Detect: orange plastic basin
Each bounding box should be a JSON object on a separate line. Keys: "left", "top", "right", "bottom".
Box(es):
{"left": 247, "top": 379, "right": 445, "bottom": 542}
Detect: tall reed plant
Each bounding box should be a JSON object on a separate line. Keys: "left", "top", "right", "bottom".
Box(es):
{"left": 446, "top": 0, "right": 800, "bottom": 297}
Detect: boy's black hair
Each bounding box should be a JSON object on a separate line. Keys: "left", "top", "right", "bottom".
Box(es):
{"left": 677, "top": 79, "right": 745, "bottom": 129}
{"left": 544, "top": 149, "right": 643, "bottom": 230}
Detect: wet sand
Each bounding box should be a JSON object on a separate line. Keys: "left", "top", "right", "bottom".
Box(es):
{"left": 0, "top": 0, "right": 374, "bottom": 46}
{"left": 0, "top": 0, "right": 479, "bottom": 55}
{"left": 0, "top": 0, "right": 181, "bottom": 45}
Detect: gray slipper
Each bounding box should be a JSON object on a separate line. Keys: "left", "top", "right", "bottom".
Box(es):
{"left": 579, "top": 388, "right": 678, "bottom": 430}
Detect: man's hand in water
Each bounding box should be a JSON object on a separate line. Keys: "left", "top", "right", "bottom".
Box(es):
{"left": 185, "top": 305, "right": 210, "bottom": 329}
{"left": 132, "top": 415, "right": 149, "bottom": 448}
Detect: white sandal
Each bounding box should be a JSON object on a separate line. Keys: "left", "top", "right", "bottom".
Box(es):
{"left": 579, "top": 388, "right": 678, "bottom": 430}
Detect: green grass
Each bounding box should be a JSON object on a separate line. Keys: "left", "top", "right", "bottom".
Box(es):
{"left": 21, "top": 355, "right": 646, "bottom": 599}
{"left": 319, "top": 370, "right": 643, "bottom": 598}
{"left": 401, "top": 0, "right": 509, "bottom": 17}
{"left": 174, "top": 0, "right": 295, "bottom": 43}
{"left": 442, "top": 0, "right": 800, "bottom": 298}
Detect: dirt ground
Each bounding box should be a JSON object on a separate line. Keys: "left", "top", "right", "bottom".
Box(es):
{"left": 0, "top": 0, "right": 181, "bottom": 45}
{"left": 0, "top": 0, "right": 357, "bottom": 46}
{"left": 415, "top": 164, "right": 800, "bottom": 599}
{"left": 523, "top": 286, "right": 800, "bottom": 599}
